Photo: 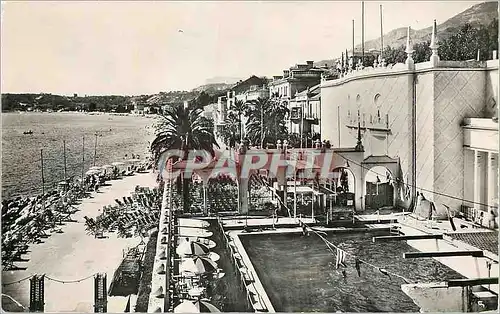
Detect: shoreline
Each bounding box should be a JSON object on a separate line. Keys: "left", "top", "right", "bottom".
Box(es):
{"left": 2, "top": 111, "right": 160, "bottom": 119}
{"left": 2, "top": 171, "right": 158, "bottom": 312}
{"left": 2, "top": 112, "right": 158, "bottom": 200}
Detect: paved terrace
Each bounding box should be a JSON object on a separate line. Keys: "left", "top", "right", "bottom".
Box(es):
{"left": 1, "top": 172, "right": 157, "bottom": 312}
{"left": 396, "top": 215, "right": 499, "bottom": 294}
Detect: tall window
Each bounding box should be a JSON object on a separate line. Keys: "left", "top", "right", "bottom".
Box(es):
{"left": 374, "top": 94, "right": 381, "bottom": 108}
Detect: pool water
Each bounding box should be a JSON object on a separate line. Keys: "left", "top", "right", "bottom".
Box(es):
{"left": 241, "top": 231, "right": 465, "bottom": 312}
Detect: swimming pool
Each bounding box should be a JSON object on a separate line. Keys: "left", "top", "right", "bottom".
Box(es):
{"left": 240, "top": 230, "right": 465, "bottom": 312}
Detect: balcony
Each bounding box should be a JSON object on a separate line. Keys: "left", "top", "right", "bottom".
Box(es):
{"left": 346, "top": 110, "right": 390, "bottom": 132}
{"left": 290, "top": 107, "right": 301, "bottom": 121}
{"left": 303, "top": 113, "right": 319, "bottom": 124}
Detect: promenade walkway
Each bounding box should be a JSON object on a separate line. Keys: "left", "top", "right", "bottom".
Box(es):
{"left": 2, "top": 172, "right": 157, "bottom": 312}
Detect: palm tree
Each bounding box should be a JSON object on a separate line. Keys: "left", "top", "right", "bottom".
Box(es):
{"left": 228, "top": 99, "right": 247, "bottom": 142}
{"left": 220, "top": 116, "right": 239, "bottom": 148}
{"left": 245, "top": 98, "right": 289, "bottom": 147}
{"left": 151, "top": 104, "right": 219, "bottom": 212}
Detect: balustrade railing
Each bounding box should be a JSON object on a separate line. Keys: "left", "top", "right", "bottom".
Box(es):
{"left": 347, "top": 111, "right": 390, "bottom": 130}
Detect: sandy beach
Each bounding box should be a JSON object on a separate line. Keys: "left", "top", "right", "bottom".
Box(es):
{"left": 2, "top": 171, "right": 157, "bottom": 312}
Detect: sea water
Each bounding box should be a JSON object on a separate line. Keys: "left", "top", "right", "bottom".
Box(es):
{"left": 2, "top": 112, "right": 155, "bottom": 199}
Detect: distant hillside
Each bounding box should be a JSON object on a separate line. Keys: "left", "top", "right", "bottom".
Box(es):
{"left": 192, "top": 83, "right": 233, "bottom": 94}
{"left": 360, "top": 1, "right": 498, "bottom": 51}
{"left": 204, "top": 76, "right": 242, "bottom": 85}
{"left": 314, "top": 1, "right": 498, "bottom": 67}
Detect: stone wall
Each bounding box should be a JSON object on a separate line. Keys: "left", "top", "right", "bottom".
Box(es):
{"left": 415, "top": 72, "right": 435, "bottom": 201}
{"left": 485, "top": 62, "right": 499, "bottom": 118}
{"left": 320, "top": 60, "right": 498, "bottom": 211}
{"left": 431, "top": 69, "right": 486, "bottom": 209}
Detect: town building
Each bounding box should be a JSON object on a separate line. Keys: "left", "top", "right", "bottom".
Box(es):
{"left": 213, "top": 75, "right": 268, "bottom": 142}
{"left": 132, "top": 98, "right": 146, "bottom": 115}
{"left": 288, "top": 84, "right": 321, "bottom": 147}
{"left": 268, "top": 61, "right": 327, "bottom": 135}
{"left": 320, "top": 24, "right": 498, "bottom": 228}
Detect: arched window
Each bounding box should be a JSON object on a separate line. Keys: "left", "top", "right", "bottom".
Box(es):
{"left": 374, "top": 94, "right": 381, "bottom": 107}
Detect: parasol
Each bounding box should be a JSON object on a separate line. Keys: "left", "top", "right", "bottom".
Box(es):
{"left": 207, "top": 252, "right": 220, "bottom": 262}
{"left": 180, "top": 237, "right": 216, "bottom": 249}
{"left": 174, "top": 300, "right": 220, "bottom": 313}
{"left": 193, "top": 256, "right": 218, "bottom": 273}
{"left": 179, "top": 218, "right": 210, "bottom": 228}
{"left": 177, "top": 227, "right": 213, "bottom": 238}
{"left": 179, "top": 258, "right": 199, "bottom": 274}
{"left": 176, "top": 241, "right": 210, "bottom": 256}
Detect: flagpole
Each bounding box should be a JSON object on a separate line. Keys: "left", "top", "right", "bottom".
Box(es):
{"left": 82, "top": 136, "right": 85, "bottom": 186}
{"left": 93, "top": 133, "right": 98, "bottom": 166}
{"left": 380, "top": 4, "right": 384, "bottom": 58}
{"left": 352, "top": 19, "right": 355, "bottom": 60}
{"left": 361, "top": 1, "right": 365, "bottom": 65}
{"left": 40, "top": 149, "right": 45, "bottom": 196}
{"left": 63, "top": 140, "right": 67, "bottom": 181}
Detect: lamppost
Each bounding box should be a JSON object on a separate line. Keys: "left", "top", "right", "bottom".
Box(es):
{"left": 283, "top": 140, "right": 289, "bottom": 215}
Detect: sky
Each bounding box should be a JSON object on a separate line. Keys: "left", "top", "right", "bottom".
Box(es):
{"left": 1, "top": 1, "right": 485, "bottom": 96}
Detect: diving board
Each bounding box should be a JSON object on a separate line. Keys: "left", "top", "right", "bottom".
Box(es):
{"left": 403, "top": 250, "right": 484, "bottom": 258}
{"left": 373, "top": 234, "right": 443, "bottom": 242}
{"left": 447, "top": 277, "right": 498, "bottom": 287}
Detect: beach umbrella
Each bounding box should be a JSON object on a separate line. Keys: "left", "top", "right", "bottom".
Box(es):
{"left": 179, "top": 218, "right": 210, "bottom": 228}
{"left": 177, "top": 227, "right": 213, "bottom": 238}
{"left": 174, "top": 300, "right": 198, "bottom": 313}
{"left": 207, "top": 252, "right": 220, "bottom": 262}
{"left": 179, "top": 258, "right": 199, "bottom": 274}
{"left": 174, "top": 300, "right": 221, "bottom": 313}
{"left": 194, "top": 300, "right": 221, "bottom": 312}
{"left": 193, "top": 256, "right": 218, "bottom": 273}
{"left": 180, "top": 237, "right": 217, "bottom": 249}
{"left": 177, "top": 241, "right": 210, "bottom": 256}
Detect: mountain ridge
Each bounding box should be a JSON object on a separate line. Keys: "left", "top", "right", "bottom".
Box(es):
{"left": 314, "top": 1, "right": 497, "bottom": 67}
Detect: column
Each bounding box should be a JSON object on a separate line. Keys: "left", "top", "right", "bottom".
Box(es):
{"left": 239, "top": 177, "right": 249, "bottom": 214}
{"left": 487, "top": 152, "right": 498, "bottom": 207}
{"left": 473, "top": 150, "right": 486, "bottom": 212}
{"left": 463, "top": 149, "right": 475, "bottom": 208}
{"left": 203, "top": 184, "right": 207, "bottom": 215}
